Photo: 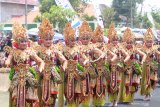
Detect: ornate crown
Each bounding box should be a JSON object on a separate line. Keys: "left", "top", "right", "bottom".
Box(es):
{"left": 93, "top": 25, "right": 103, "bottom": 42}
{"left": 144, "top": 28, "right": 153, "bottom": 41}
{"left": 38, "top": 19, "right": 54, "bottom": 39}
{"left": 12, "top": 22, "right": 27, "bottom": 42}
{"left": 107, "top": 23, "right": 118, "bottom": 41}
{"left": 64, "top": 22, "right": 75, "bottom": 43}
{"left": 79, "top": 21, "right": 92, "bottom": 38}
{"left": 123, "top": 28, "right": 134, "bottom": 42}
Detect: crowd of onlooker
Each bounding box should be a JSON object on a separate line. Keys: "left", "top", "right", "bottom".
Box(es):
{"left": 0, "top": 32, "right": 12, "bottom": 68}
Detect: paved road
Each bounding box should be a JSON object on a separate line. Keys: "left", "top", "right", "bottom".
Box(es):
{"left": 1, "top": 86, "right": 160, "bottom": 107}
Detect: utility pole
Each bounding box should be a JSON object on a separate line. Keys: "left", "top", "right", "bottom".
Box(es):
{"left": 130, "top": 0, "right": 133, "bottom": 28}
{"left": 25, "top": 0, "right": 28, "bottom": 29}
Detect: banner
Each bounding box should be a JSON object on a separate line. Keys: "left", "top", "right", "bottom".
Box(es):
{"left": 92, "top": 0, "right": 104, "bottom": 28}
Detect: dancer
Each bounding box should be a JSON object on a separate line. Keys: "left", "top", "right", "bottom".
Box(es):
{"left": 35, "top": 19, "right": 67, "bottom": 107}
{"left": 63, "top": 22, "right": 86, "bottom": 107}
{"left": 122, "top": 28, "right": 146, "bottom": 104}
{"left": 140, "top": 28, "right": 160, "bottom": 101}
{"left": 91, "top": 25, "right": 118, "bottom": 107}
{"left": 107, "top": 24, "right": 129, "bottom": 106}
{"left": 4, "top": 22, "right": 44, "bottom": 107}
{"left": 78, "top": 22, "right": 104, "bottom": 107}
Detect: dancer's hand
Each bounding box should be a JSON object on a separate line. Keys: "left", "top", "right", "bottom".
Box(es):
{"left": 38, "top": 66, "right": 44, "bottom": 72}
{"left": 5, "top": 60, "right": 10, "bottom": 68}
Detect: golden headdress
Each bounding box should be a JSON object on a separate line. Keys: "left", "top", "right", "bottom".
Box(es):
{"left": 12, "top": 22, "right": 27, "bottom": 42}
{"left": 123, "top": 28, "right": 134, "bottom": 42}
{"left": 38, "top": 19, "right": 54, "bottom": 39}
{"left": 79, "top": 21, "right": 92, "bottom": 38}
{"left": 93, "top": 25, "right": 103, "bottom": 42}
{"left": 107, "top": 23, "right": 118, "bottom": 41}
{"left": 64, "top": 22, "right": 75, "bottom": 43}
{"left": 144, "top": 28, "right": 153, "bottom": 42}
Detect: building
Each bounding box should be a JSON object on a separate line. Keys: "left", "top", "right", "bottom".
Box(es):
{"left": 0, "top": 0, "right": 38, "bottom": 22}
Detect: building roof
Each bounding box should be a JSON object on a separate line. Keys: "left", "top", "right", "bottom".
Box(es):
{"left": 0, "top": 0, "right": 38, "bottom": 6}
{"left": 10, "top": 7, "right": 40, "bottom": 23}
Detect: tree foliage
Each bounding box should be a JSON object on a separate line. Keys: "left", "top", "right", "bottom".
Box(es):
{"left": 101, "top": 7, "right": 115, "bottom": 28}
{"left": 39, "top": 0, "right": 56, "bottom": 13}
{"left": 37, "top": 0, "right": 77, "bottom": 33}
{"left": 43, "top": 6, "right": 76, "bottom": 33}
{"left": 82, "top": 14, "right": 96, "bottom": 21}
{"left": 134, "top": 13, "right": 152, "bottom": 28}
{"left": 151, "top": 9, "right": 160, "bottom": 29}
{"left": 112, "top": 0, "right": 144, "bottom": 26}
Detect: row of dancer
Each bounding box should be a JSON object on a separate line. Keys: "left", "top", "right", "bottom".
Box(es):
{"left": 4, "top": 19, "right": 160, "bottom": 107}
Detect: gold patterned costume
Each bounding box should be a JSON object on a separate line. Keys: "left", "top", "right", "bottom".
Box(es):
{"left": 36, "top": 19, "right": 65, "bottom": 107}
{"left": 91, "top": 25, "right": 111, "bottom": 106}
{"left": 63, "top": 22, "right": 83, "bottom": 107}
{"left": 78, "top": 21, "right": 100, "bottom": 107}
{"left": 4, "top": 23, "right": 44, "bottom": 107}
{"left": 140, "top": 28, "right": 160, "bottom": 100}
{"left": 105, "top": 24, "right": 130, "bottom": 106}
{"left": 122, "top": 28, "right": 146, "bottom": 103}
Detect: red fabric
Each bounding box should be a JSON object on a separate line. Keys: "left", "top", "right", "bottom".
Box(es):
{"left": 28, "top": 41, "right": 30, "bottom": 47}
{"left": 108, "top": 39, "right": 110, "bottom": 44}
{"left": 91, "top": 40, "right": 96, "bottom": 43}
{"left": 12, "top": 41, "right": 30, "bottom": 48}
{"left": 38, "top": 39, "right": 44, "bottom": 45}
{"left": 65, "top": 40, "right": 69, "bottom": 45}
{"left": 12, "top": 42, "right": 19, "bottom": 49}
{"left": 51, "top": 91, "right": 58, "bottom": 94}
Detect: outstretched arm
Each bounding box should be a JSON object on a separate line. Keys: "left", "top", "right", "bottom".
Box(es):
{"left": 137, "top": 49, "right": 146, "bottom": 64}
{"left": 5, "top": 54, "right": 13, "bottom": 67}
{"left": 81, "top": 53, "right": 89, "bottom": 65}
{"left": 108, "top": 50, "right": 117, "bottom": 62}
{"left": 31, "top": 54, "right": 45, "bottom": 72}
{"left": 121, "top": 49, "right": 130, "bottom": 63}
{"left": 56, "top": 51, "right": 68, "bottom": 71}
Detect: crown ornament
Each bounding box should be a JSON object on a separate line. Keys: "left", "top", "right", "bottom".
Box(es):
{"left": 144, "top": 28, "right": 153, "bottom": 42}
{"left": 123, "top": 28, "right": 134, "bottom": 42}
{"left": 64, "top": 22, "right": 75, "bottom": 43}
{"left": 93, "top": 25, "right": 103, "bottom": 42}
{"left": 12, "top": 22, "right": 27, "bottom": 42}
{"left": 79, "top": 21, "right": 93, "bottom": 38}
{"left": 107, "top": 23, "right": 118, "bottom": 41}
{"left": 38, "top": 19, "right": 54, "bottom": 39}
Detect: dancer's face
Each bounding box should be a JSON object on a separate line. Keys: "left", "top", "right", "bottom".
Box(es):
{"left": 43, "top": 36, "right": 53, "bottom": 47}
{"left": 18, "top": 38, "right": 28, "bottom": 50}
{"left": 112, "top": 38, "right": 118, "bottom": 45}
{"left": 126, "top": 41, "right": 133, "bottom": 49}
{"left": 80, "top": 34, "right": 91, "bottom": 45}
{"left": 145, "top": 40, "right": 153, "bottom": 48}
{"left": 68, "top": 38, "right": 76, "bottom": 47}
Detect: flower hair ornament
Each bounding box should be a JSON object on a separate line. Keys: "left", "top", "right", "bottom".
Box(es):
{"left": 123, "top": 28, "right": 134, "bottom": 42}
{"left": 38, "top": 19, "right": 54, "bottom": 40}
{"left": 79, "top": 21, "right": 93, "bottom": 39}
{"left": 12, "top": 22, "right": 27, "bottom": 43}
{"left": 63, "top": 22, "right": 75, "bottom": 45}
{"left": 144, "top": 28, "right": 153, "bottom": 42}
{"left": 93, "top": 25, "right": 103, "bottom": 43}
{"left": 107, "top": 23, "right": 118, "bottom": 41}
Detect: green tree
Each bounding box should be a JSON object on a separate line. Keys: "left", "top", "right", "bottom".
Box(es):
{"left": 42, "top": 5, "right": 76, "bottom": 33}
{"left": 134, "top": 13, "right": 152, "bottom": 28}
{"left": 82, "top": 14, "right": 96, "bottom": 21}
{"left": 101, "top": 7, "right": 115, "bottom": 28}
{"left": 151, "top": 9, "right": 160, "bottom": 29}
{"left": 39, "top": 0, "right": 56, "bottom": 13}
{"left": 112, "top": 0, "right": 144, "bottom": 26}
